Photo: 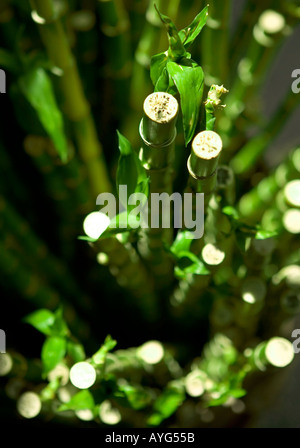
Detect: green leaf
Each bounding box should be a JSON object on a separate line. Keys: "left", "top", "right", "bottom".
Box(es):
{"left": 167, "top": 60, "right": 204, "bottom": 145}
{"left": 41, "top": 336, "right": 67, "bottom": 376}
{"left": 178, "top": 6, "right": 209, "bottom": 49}
{"left": 18, "top": 68, "right": 68, "bottom": 163}
{"left": 24, "top": 309, "right": 55, "bottom": 336}
{"left": 51, "top": 307, "right": 69, "bottom": 337}
{"left": 154, "top": 5, "right": 187, "bottom": 61}
{"left": 174, "top": 251, "right": 210, "bottom": 279}
{"left": 255, "top": 229, "right": 278, "bottom": 240}
{"left": 222, "top": 206, "right": 240, "bottom": 221}
{"left": 58, "top": 390, "right": 95, "bottom": 412}
{"left": 92, "top": 335, "right": 117, "bottom": 366}
{"left": 147, "top": 383, "right": 185, "bottom": 426}
{"left": 67, "top": 340, "right": 86, "bottom": 363}
{"left": 116, "top": 384, "right": 152, "bottom": 410}
{"left": 170, "top": 231, "right": 195, "bottom": 257}
{"left": 150, "top": 52, "right": 169, "bottom": 87}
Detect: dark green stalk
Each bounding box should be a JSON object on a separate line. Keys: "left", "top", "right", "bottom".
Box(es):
{"left": 29, "top": 0, "right": 112, "bottom": 197}
{"left": 97, "top": 0, "right": 132, "bottom": 117}
{"left": 138, "top": 92, "right": 179, "bottom": 291}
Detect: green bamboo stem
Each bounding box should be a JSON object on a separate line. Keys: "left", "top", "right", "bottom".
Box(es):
{"left": 226, "top": 7, "right": 290, "bottom": 123}
{"left": 138, "top": 92, "right": 179, "bottom": 291}
{"left": 23, "top": 134, "right": 92, "bottom": 215}
{"left": 170, "top": 132, "right": 224, "bottom": 308}
{"left": 245, "top": 337, "right": 295, "bottom": 371}
{"left": 201, "top": 0, "right": 232, "bottom": 85}
{"left": 238, "top": 147, "right": 300, "bottom": 221}
{"left": 91, "top": 234, "right": 158, "bottom": 322}
{"left": 187, "top": 130, "right": 223, "bottom": 256}
{"left": 30, "top": 0, "right": 112, "bottom": 198}
{"left": 97, "top": 0, "right": 132, "bottom": 116}
{"left": 229, "top": 0, "right": 276, "bottom": 80}
{"left": 230, "top": 87, "right": 300, "bottom": 175}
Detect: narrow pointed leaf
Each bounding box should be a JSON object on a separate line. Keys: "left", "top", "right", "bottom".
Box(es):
{"left": 18, "top": 68, "right": 68, "bottom": 163}
{"left": 178, "top": 6, "right": 209, "bottom": 49}
{"left": 154, "top": 5, "right": 187, "bottom": 60}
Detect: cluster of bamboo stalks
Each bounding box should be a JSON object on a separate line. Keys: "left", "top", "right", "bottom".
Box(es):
{"left": 0, "top": 0, "right": 299, "bottom": 428}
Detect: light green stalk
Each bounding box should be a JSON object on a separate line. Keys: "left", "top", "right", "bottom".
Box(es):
{"left": 229, "top": 0, "right": 275, "bottom": 77}
{"left": 226, "top": 7, "right": 292, "bottom": 125}
{"left": 30, "top": 0, "right": 112, "bottom": 198}
{"left": 230, "top": 87, "right": 300, "bottom": 175}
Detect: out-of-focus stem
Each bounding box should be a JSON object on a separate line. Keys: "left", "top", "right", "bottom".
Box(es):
{"left": 230, "top": 87, "right": 300, "bottom": 175}
{"left": 30, "top": 0, "right": 112, "bottom": 198}
{"left": 238, "top": 147, "right": 300, "bottom": 221}
{"left": 201, "top": 0, "right": 231, "bottom": 85}
{"left": 91, "top": 234, "right": 158, "bottom": 321}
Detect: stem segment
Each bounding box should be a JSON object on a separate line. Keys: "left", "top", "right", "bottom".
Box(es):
{"left": 30, "top": 0, "right": 112, "bottom": 198}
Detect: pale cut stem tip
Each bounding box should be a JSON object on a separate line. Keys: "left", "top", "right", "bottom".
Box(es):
{"left": 143, "top": 92, "right": 178, "bottom": 124}
{"left": 192, "top": 131, "right": 223, "bottom": 161}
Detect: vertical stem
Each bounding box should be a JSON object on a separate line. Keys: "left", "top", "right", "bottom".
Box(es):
{"left": 201, "top": 0, "right": 232, "bottom": 85}
{"left": 30, "top": 0, "right": 112, "bottom": 198}
{"left": 230, "top": 87, "right": 300, "bottom": 175}
{"left": 91, "top": 234, "right": 158, "bottom": 322}
{"left": 138, "top": 92, "right": 179, "bottom": 292}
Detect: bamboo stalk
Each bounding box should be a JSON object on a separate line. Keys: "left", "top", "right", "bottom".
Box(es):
{"left": 238, "top": 147, "right": 300, "bottom": 221}
{"left": 170, "top": 131, "right": 224, "bottom": 308}
{"left": 226, "top": 8, "right": 290, "bottom": 124}
{"left": 91, "top": 234, "right": 158, "bottom": 322}
{"left": 97, "top": 0, "right": 132, "bottom": 117}
{"left": 229, "top": 0, "right": 276, "bottom": 80}
{"left": 138, "top": 92, "right": 179, "bottom": 292}
{"left": 29, "top": 0, "right": 112, "bottom": 198}
{"left": 201, "top": 0, "right": 232, "bottom": 85}
{"left": 230, "top": 87, "right": 300, "bottom": 175}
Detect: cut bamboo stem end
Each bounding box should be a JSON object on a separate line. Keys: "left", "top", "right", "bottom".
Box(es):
{"left": 141, "top": 92, "right": 178, "bottom": 147}
{"left": 188, "top": 131, "right": 223, "bottom": 181}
